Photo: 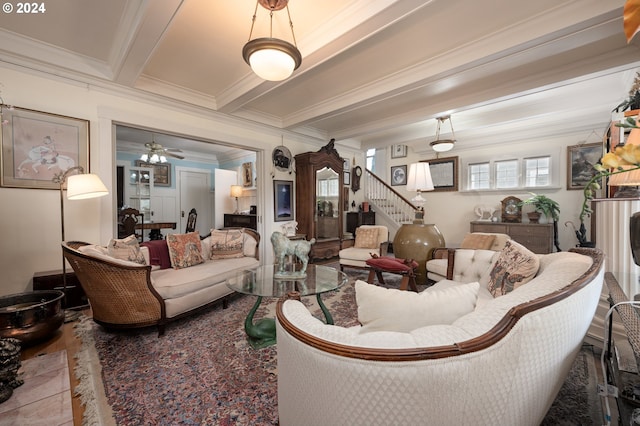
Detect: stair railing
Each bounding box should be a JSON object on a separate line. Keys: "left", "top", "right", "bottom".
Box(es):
{"left": 364, "top": 169, "right": 417, "bottom": 226}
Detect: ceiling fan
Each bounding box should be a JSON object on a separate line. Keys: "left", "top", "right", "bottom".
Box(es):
{"left": 140, "top": 137, "right": 184, "bottom": 163}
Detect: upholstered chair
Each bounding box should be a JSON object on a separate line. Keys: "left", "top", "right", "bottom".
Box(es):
{"left": 339, "top": 225, "right": 389, "bottom": 271}
{"left": 426, "top": 232, "right": 511, "bottom": 283}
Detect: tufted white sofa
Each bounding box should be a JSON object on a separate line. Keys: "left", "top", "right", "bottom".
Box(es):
{"left": 426, "top": 232, "right": 511, "bottom": 283}
{"left": 275, "top": 248, "right": 604, "bottom": 426}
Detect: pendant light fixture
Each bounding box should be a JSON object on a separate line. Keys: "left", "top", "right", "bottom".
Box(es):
{"left": 242, "top": 0, "right": 302, "bottom": 81}
{"left": 430, "top": 115, "right": 456, "bottom": 153}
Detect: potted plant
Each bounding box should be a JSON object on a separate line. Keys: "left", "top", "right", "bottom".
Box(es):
{"left": 519, "top": 193, "right": 560, "bottom": 223}
{"left": 520, "top": 194, "right": 561, "bottom": 251}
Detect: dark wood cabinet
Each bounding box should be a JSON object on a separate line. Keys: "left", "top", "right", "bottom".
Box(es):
{"left": 224, "top": 214, "right": 257, "bottom": 230}
{"left": 295, "top": 143, "right": 344, "bottom": 260}
{"left": 470, "top": 221, "right": 553, "bottom": 254}
{"left": 346, "top": 211, "right": 376, "bottom": 234}
{"left": 33, "top": 269, "right": 87, "bottom": 309}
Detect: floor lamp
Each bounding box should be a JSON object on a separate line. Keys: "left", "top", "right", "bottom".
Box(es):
{"left": 52, "top": 166, "right": 108, "bottom": 307}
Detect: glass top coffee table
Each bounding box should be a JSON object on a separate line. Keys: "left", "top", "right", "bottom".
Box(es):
{"left": 227, "top": 264, "right": 347, "bottom": 349}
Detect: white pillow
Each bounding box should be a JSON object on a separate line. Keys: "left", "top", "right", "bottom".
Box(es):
{"left": 355, "top": 280, "right": 480, "bottom": 333}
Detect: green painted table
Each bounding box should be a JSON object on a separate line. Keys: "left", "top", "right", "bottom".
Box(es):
{"left": 227, "top": 264, "right": 347, "bottom": 349}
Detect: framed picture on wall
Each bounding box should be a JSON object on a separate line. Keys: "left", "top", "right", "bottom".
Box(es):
{"left": 567, "top": 143, "right": 602, "bottom": 190}
{"left": 344, "top": 171, "right": 351, "bottom": 185}
{"left": 134, "top": 160, "right": 171, "bottom": 187}
{"left": 242, "top": 162, "right": 253, "bottom": 187}
{"left": 391, "top": 165, "right": 407, "bottom": 186}
{"left": 390, "top": 144, "right": 407, "bottom": 159}
{"left": 1, "top": 106, "right": 89, "bottom": 189}
{"left": 274, "top": 180, "right": 293, "bottom": 222}
{"left": 423, "top": 156, "right": 458, "bottom": 192}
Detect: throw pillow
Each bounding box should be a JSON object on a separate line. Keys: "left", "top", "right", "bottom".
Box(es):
{"left": 166, "top": 232, "right": 204, "bottom": 269}
{"left": 365, "top": 256, "right": 418, "bottom": 273}
{"left": 354, "top": 227, "right": 379, "bottom": 249}
{"left": 107, "top": 235, "right": 146, "bottom": 265}
{"left": 460, "top": 233, "right": 496, "bottom": 250}
{"left": 355, "top": 280, "right": 479, "bottom": 333}
{"left": 487, "top": 240, "right": 540, "bottom": 297}
{"left": 209, "top": 229, "right": 244, "bottom": 259}
{"left": 140, "top": 240, "right": 172, "bottom": 270}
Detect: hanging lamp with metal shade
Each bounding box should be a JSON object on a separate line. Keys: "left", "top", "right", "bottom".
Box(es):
{"left": 242, "top": 0, "right": 302, "bottom": 81}
{"left": 430, "top": 116, "right": 456, "bottom": 153}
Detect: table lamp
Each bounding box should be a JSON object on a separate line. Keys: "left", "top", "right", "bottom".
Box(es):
{"left": 406, "top": 162, "right": 435, "bottom": 223}
{"left": 230, "top": 185, "right": 243, "bottom": 214}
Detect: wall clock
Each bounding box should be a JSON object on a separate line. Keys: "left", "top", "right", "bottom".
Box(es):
{"left": 351, "top": 166, "right": 362, "bottom": 192}
{"left": 501, "top": 196, "right": 522, "bottom": 223}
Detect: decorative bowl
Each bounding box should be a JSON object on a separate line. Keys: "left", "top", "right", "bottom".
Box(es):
{"left": 0, "top": 291, "right": 65, "bottom": 346}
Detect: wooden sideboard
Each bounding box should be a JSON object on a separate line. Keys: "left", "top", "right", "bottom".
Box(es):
{"left": 224, "top": 214, "right": 257, "bottom": 230}
{"left": 470, "top": 221, "right": 553, "bottom": 254}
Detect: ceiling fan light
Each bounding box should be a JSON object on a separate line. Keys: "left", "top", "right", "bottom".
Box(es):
{"left": 150, "top": 153, "right": 160, "bottom": 164}
{"left": 140, "top": 153, "right": 149, "bottom": 162}
{"left": 160, "top": 155, "right": 167, "bottom": 163}
{"left": 243, "top": 38, "right": 301, "bottom": 81}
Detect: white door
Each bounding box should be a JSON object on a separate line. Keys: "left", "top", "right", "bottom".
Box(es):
{"left": 179, "top": 170, "right": 211, "bottom": 236}
{"left": 214, "top": 169, "right": 238, "bottom": 229}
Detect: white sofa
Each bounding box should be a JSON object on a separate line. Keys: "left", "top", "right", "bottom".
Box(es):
{"left": 62, "top": 228, "right": 260, "bottom": 335}
{"left": 275, "top": 248, "right": 604, "bottom": 426}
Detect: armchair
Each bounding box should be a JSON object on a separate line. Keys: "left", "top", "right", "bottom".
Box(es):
{"left": 426, "top": 232, "right": 511, "bottom": 283}
{"left": 339, "top": 225, "right": 388, "bottom": 271}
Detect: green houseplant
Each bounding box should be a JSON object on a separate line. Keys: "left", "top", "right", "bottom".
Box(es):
{"left": 520, "top": 193, "right": 561, "bottom": 251}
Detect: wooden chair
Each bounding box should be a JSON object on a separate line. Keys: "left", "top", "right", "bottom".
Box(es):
{"left": 185, "top": 208, "right": 197, "bottom": 233}
{"left": 119, "top": 208, "right": 144, "bottom": 242}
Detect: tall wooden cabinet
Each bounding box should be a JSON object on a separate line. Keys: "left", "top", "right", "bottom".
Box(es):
{"left": 295, "top": 143, "right": 344, "bottom": 260}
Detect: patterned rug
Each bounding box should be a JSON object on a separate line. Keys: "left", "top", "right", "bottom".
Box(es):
{"left": 74, "top": 264, "right": 603, "bottom": 425}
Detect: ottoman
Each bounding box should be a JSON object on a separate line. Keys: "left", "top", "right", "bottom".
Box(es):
{"left": 365, "top": 256, "right": 419, "bottom": 291}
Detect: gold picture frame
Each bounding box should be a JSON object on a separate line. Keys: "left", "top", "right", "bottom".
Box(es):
{"left": 567, "top": 143, "right": 602, "bottom": 190}
{"left": 1, "top": 106, "right": 89, "bottom": 189}
{"left": 242, "top": 162, "right": 253, "bottom": 187}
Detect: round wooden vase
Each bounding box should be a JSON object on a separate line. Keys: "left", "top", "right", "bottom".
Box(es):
{"left": 393, "top": 223, "right": 445, "bottom": 285}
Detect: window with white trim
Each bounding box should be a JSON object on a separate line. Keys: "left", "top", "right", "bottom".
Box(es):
{"left": 465, "top": 155, "right": 552, "bottom": 190}
{"left": 495, "top": 160, "right": 518, "bottom": 188}
{"left": 524, "top": 156, "right": 550, "bottom": 187}
{"left": 469, "top": 163, "right": 490, "bottom": 190}
{"left": 366, "top": 148, "right": 376, "bottom": 172}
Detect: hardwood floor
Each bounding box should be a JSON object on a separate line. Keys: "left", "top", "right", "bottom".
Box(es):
{"left": 19, "top": 309, "right": 89, "bottom": 426}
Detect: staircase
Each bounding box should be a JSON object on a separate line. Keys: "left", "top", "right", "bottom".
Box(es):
{"left": 364, "top": 169, "right": 417, "bottom": 237}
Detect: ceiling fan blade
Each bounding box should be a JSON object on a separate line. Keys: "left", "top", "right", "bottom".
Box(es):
{"left": 164, "top": 148, "right": 183, "bottom": 153}
{"left": 166, "top": 151, "right": 185, "bottom": 160}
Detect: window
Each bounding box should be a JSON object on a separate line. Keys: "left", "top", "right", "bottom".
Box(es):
{"left": 495, "top": 160, "right": 518, "bottom": 188}
{"left": 524, "top": 156, "right": 550, "bottom": 187}
{"left": 366, "top": 148, "right": 376, "bottom": 172}
{"left": 465, "top": 155, "right": 552, "bottom": 190}
{"left": 469, "top": 163, "right": 490, "bottom": 189}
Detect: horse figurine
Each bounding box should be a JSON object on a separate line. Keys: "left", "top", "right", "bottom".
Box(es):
{"left": 271, "top": 231, "right": 315, "bottom": 278}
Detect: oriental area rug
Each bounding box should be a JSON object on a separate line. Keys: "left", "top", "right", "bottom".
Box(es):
{"left": 74, "top": 266, "right": 603, "bottom": 425}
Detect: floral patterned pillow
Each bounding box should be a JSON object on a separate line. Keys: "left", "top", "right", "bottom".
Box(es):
{"left": 107, "top": 235, "right": 146, "bottom": 265}
{"left": 487, "top": 240, "right": 539, "bottom": 297}
{"left": 166, "top": 232, "right": 204, "bottom": 269}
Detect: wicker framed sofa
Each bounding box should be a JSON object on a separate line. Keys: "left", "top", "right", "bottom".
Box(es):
{"left": 62, "top": 228, "right": 260, "bottom": 335}
{"left": 275, "top": 246, "right": 604, "bottom": 426}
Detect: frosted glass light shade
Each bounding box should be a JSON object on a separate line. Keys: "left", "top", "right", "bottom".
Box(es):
{"left": 243, "top": 37, "right": 302, "bottom": 81}
{"left": 430, "top": 140, "right": 455, "bottom": 152}
{"left": 66, "top": 174, "right": 109, "bottom": 200}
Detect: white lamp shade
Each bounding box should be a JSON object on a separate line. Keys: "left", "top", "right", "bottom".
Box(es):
{"left": 230, "top": 185, "right": 243, "bottom": 198}
{"left": 407, "top": 163, "right": 434, "bottom": 192}
{"left": 66, "top": 174, "right": 109, "bottom": 200}
{"left": 249, "top": 48, "right": 296, "bottom": 81}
